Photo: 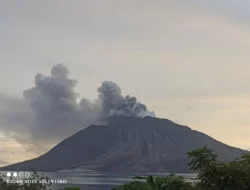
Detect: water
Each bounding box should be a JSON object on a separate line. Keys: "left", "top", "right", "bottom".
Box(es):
{"left": 0, "top": 170, "right": 197, "bottom": 190}
{"left": 47, "top": 170, "right": 197, "bottom": 190}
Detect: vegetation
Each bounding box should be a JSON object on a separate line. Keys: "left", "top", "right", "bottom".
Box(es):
{"left": 113, "top": 146, "right": 250, "bottom": 190}
{"left": 0, "top": 147, "right": 250, "bottom": 190}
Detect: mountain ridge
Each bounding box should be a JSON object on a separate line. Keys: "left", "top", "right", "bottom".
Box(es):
{"left": 0, "top": 117, "right": 247, "bottom": 173}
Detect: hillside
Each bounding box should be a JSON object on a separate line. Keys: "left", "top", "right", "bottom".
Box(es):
{"left": 0, "top": 117, "right": 247, "bottom": 173}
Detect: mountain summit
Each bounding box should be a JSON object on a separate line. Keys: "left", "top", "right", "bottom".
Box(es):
{"left": 0, "top": 117, "right": 246, "bottom": 173}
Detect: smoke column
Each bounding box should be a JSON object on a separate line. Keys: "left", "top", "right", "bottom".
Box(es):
{"left": 0, "top": 64, "right": 155, "bottom": 153}
{"left": 98, "top": 81, "right": 155, "bottom": 118}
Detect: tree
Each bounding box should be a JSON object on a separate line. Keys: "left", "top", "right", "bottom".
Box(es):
{"left": 188, "top": 146, "right": 250, "bottom": 190}
{"left": 153, "top": 174, "right": 193, "bottom": 190}
{"left": 114, "top": 146, "right": 250, "bottom": 190}
{"left": 111, "top": 181, "right": 149, "bottom": 190}
{"left": 113, "top": 174, "right": 193, "bottom": 190}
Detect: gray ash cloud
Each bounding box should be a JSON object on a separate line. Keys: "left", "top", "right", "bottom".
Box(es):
{"left": 98, "top": 81, "right": 155, "bottom": 118}
{"left": 0, "top": 64, "right": 155, "bottom": 152}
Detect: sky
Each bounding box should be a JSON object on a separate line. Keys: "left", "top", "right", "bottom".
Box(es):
{"left": 0, "top": 0, "right": 250, "bottom": 165}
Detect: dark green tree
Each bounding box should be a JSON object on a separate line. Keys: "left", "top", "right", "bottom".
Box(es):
{"left": 188, "top": 146, "right": 250, "bottom": 190}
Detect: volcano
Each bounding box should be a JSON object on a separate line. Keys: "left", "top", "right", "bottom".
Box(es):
{"left": 0, "top": 117, "right": 247, "bottom": 173}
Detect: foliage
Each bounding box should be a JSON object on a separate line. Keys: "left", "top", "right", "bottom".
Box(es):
{"left": 111, "top": 181, "right": 149, "bottom": 190}
{"left": 113, "top": 174, "right": 193, "bottom": 190}
{"left": 133, "top": 176, "right": 147, "bottom": 180}
{"left": 154, "top": 174, "right": 193, "bottom": 190}
{"left": 188, "top": 146, "right": 250, "bottom": 190}
{"left": 114, "top": 146, "right": 250, "bottom": 190}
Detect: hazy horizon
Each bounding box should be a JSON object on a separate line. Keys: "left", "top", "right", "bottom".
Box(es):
{"left": 1, "top": 0, "right": 250, "bottom": 166}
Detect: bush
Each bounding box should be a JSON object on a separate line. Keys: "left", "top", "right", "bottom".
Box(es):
{"left": 114, "top": 146, "right": 250, "bottom": 190}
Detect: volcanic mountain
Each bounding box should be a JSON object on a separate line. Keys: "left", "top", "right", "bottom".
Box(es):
{"left": 0, "top": 117, "right": 247, "bottom": 173}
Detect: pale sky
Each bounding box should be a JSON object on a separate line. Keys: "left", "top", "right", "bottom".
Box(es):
{"left": 1, "top": 0, "right": 250, "bottom": 165}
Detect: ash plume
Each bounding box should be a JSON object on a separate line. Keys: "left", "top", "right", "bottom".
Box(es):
{"left": 0, "top": 64, "right": 155, "bottom": 153}
{"left": 98, "top": 81, "right": 155, "bottom": 118}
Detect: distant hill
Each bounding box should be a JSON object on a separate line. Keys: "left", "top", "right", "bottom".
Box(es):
{"left": 0, "top": 117, "right": 247, "bottom": 173}
{"left": 0, "top": 159, "right": 8, "bottom": 167}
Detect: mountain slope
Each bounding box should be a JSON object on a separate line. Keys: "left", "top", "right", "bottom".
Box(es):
{"left": 0, "top": 117, "right": 247, "bottom": 172}
{"left": 0, "top": 159, "right": 8, "bottom": 167}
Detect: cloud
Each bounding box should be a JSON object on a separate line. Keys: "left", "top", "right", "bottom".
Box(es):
{"left": 0, "top": 158, "right": 9, "bottom": 167}
{"left": 0, "top": 64, "right": 155, "bottom": 153}
{"left": 186, "top": 104, "right": 192, "bottom": 111}
{"left": 98, "top": 81, "right": 155, "bottom": 118}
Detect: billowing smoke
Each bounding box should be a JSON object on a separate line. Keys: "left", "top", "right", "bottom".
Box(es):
{"left": 0, "top": 64, "right": 155, "bottom": 153}
{"left": 98, "top": 81, "right": 155, "bottom": 118}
